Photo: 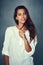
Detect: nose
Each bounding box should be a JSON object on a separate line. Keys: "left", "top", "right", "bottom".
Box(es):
{"left": 21, "top": 14, "right": 24, "bottom": 18}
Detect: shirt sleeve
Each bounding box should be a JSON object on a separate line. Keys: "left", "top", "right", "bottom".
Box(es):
{"left": 2, "top": 28, "right": 11, "bottom": 56}
{"left": 24, "top": 30, "right": 37, "bottom": 56}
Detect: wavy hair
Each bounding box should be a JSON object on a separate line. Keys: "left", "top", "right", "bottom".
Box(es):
{"left": 14, "top": 5, "right": 37, "bottom": 41}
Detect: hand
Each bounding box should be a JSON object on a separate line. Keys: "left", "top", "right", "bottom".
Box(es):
{"left": 19, "top": 30, "right": 25, "bottom": 39}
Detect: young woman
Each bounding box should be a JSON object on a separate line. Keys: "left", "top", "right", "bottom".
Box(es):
{"left": 2, "top": 5, "right": 37, "bottom": 65}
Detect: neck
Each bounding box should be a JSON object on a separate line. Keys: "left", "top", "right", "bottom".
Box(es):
{"left": 16, "top": 23, "right": 24, "bottom": 30}
{"left": 16, "top": 23, "right": 27, "bottom": 32}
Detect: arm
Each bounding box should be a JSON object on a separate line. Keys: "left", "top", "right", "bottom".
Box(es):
{"left": 23, "top": 35, "right": 32, "bottom": 52}
{"left": 3, "top": 55, "right": 9, "bottom": 65}
{"left": 24, "top": 35, "right": 37, "bottom": 56}
{"left": 19, "top": 29, "right": 32, "bottom": 52}
{"left": 19, "top": 30, "right": 37, "bottom": 56}
{"left": 2, "top": 27, "right": 11, "bottom": 65}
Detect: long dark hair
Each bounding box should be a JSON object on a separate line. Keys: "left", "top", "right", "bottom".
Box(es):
{"left": 14, "top": 5, "right": 37, "bottom": 41}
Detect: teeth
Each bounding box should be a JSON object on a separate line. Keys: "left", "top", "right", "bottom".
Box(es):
{"left": 22, "top": 20, "right": 24, "bottom": 21}
{"left": 21, "top": 20, "right": 25, "bottom": 21}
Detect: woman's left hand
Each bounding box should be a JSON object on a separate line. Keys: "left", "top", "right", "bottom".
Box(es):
{"left": 19, "top": 30, "right": 25, "bottom": 39}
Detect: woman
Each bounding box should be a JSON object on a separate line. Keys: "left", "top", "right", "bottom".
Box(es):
{"left": 2, "top": 5, "right": 37, "bottom": 65}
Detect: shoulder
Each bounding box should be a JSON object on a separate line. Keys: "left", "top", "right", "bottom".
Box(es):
{"left": 5, "top": 26, "right": 16, "bottom": 35}
{"left": 6, "top": 26, "right": 16, "bottom": 31}
{"left": 6, "top": 26, "right": 16, "bottom": 30}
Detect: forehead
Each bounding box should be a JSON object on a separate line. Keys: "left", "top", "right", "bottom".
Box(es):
{"left": 17, "top": 9, "right": 26, "bottom": 13}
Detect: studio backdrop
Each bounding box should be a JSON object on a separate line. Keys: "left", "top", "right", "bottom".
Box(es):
{"left": 0, "top": 0, "right": 43, "bottom": 65}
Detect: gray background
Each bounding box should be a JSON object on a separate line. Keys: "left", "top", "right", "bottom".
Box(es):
{"left": 0, "top": 0, "right": 43, "bottom": 65}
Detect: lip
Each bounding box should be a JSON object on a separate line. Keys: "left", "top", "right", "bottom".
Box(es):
{"left": 21, "top": 20, "right": 25, "bottom": 22}
{"left": 21, "top": 19, "right": 25, "bottom": 21}
{"left": 21, "top": 20, "right": 25, "bottom": 21}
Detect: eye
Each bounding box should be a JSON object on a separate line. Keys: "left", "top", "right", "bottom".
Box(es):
{"left": 18, "top": 13, "right": 21, "bottom": 16}
{"left": 23, "top": 12, "right": 27, "bottom": 15}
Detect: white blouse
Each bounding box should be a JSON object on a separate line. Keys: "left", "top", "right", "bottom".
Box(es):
{"left": 2, "top": 26, "right": 37, "bottom": 65}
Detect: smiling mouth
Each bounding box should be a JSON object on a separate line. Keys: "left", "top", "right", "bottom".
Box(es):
{"left": 21, "top": 19, "right": 25, "bottom": 21}
{"left": 21, "top": 20, "right": 25, "bottom": 21}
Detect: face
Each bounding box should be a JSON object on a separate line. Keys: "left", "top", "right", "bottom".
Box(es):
{"left": 16, "top": 9, "right": 27, "bottom": 24}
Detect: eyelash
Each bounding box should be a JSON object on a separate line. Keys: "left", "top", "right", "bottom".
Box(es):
{"left": 18, "top": 13, "right": 26, "bottom": 16}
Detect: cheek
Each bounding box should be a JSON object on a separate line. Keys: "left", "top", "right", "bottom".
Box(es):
{"left": 17, "top": 16, "right": 21, "bottom": 19}
{"left": 24, "top": 15, "right": 27, "bottom": 20}
{"left": 16, "top": 16, "right": 21, "bottom": 21}
{"left": 18, "top": 16, "right": 21, "bottom": 19}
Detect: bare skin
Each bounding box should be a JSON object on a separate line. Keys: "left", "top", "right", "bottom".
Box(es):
{"left": 3, "top": 55, "right": 9, "bottom": 65}
{"left": 3, "top": 9, "right": 32, "bottom": 65}
{"left": 17, "top": 25, "right": 32, "bottom": 52}
{"left": 16, "top": 9, "right": 32, "bottom": 52}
